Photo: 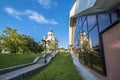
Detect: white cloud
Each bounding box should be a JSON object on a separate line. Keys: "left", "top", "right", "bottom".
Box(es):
{"left": 25, "top": 10, "right": 58, "bottom": 25}
{"left": 38, "top": 0, "right": 57, "bottom": 9}
{"left": 25, "top": 10, "right": 49, "bottom": 24}
{"left": 4, "top": 7, "right": 58, "bottom": 25}
{"left": 50, "top": 19, "right": 58, "bottom": 25}
{"left": 4, "top": 7, "right": 22, "bottom": 20}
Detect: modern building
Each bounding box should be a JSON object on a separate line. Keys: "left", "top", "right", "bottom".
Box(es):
{"left": 69, "top": 0, "right": 120, "bottom": 80}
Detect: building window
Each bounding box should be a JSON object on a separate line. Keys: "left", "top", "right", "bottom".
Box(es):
{"left": 74, "top": 11, "right": 118, "bottom": 75}
{"left": 111, "top": 12, "right": 118, "bottom": 23}
{"left": 87, "top": 15, "right": 97, "bottom": 31}
{"left": 98, "top": 13, "right": 111, "bottom": 32}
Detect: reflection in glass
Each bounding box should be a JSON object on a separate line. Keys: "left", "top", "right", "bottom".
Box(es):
{"left": 87, "top": 15, "right": 96, "bottom": 31}
{"left": 98, "top": 14, "right": 110, "bottom": 32}
{"left": 89, "top": 26, "right": 100, "bottom": 54}
{"left": 74, "top": 12, "right": 118, "bottom": 74}
{"left": 89, "top": 26, "right": 102, "bottom": 72}
{"left": 81, "top": 16, "right": 87, "bottom": 24}
{"left": 79, "top": 31, "right": 92, "bottom": 52}
{"left": 111, "top": 12, "right": 117, "bottom": 23}
{"left": 83, "top": 21, "right": 88, "bottom": 33}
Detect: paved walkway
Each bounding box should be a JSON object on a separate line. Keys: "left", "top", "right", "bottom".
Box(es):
{"left": 71, "top": 53, "right": 100, "bottom": 80}
{"left": 0, "top": 53, "right": 56, "bottom": 80}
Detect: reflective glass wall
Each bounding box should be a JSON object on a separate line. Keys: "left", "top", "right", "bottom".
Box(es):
{"left": 74, "top": 11, "right": 118, "bottom": 75}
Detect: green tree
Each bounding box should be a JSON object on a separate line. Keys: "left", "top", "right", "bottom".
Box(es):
{"left": 0, "top": 39, "right": 2, "bottom": 53}
{"left": 48, "top": 40, "right": 58, "bottom": 52}
{"left": 21, "top": 35, "right": 44, "bottom": 53}
{"left": 0, "top": 27, "right": 20, "bottom": 53}
{"left": 17, "top": 34, "right": 29, "bottom": 54}
{"left": 0, "top": 27, "right": 44, "bottom": 54}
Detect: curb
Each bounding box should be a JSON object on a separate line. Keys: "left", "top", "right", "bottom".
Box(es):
{"left": 0, "top": 56, "right": 41, "bottom": 74}
{"left": 0, "top": 53, "right": 58, "bottom": 80}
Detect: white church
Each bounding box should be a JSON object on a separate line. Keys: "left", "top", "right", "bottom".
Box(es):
{"left": 79, "top": 31, "right": 93, "bottom": 52}
{"left": 43, "top": 30, "right": 58, "bottom": 52}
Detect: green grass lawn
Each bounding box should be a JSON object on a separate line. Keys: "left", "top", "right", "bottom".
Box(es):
{"left": 25, "top": 52, "right": 82, "bottom": 80}
{"left": 0, "top": 53, "right": 43, "bottom": 69}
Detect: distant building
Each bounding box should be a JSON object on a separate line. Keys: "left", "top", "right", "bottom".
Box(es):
{"left": 43, "top": 30, "right": 58, "bottom": 53}
{"left": 59, "top": 46, "right": 64, "bottom": 52}
{"left": 47, "top": 30, "right": 56, "bottom": 41}
{"left": 79, "top": 31, "right": 92, "bottom": 52}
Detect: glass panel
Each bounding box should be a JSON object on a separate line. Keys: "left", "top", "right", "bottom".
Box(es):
{"left": 98, "top": 14, "right": 110, "bottom": 32}
{"left": 89, "top": 26, "right": 103, "bottom": 73}
{"left": 81, "top": 16, "right": 86, "bottom": 24}
{"left": 75, "top": 12, "right": 118, "bottom": 75}
{"left": 74, "top": 26, "right": 79, "bottom": 47}
{"left": 111, "top": 12, "right": 117, "bottom": 23}
{"left": 83, "top": 21, "right": 88, "bottom": 33}
{"left": 74, "top": 17, "right": 82, "bottom": 47}
{"left": 85, "top": 53, "right": 91, "bottom": 67}
{"left": 87, "top": 15, "right": 96, "bottom": 31}
{"left": 89, "top": 26, "right": 99, "bottom": 51}
{"left": 78, "top": 17, "right": 82, "bottom": 37}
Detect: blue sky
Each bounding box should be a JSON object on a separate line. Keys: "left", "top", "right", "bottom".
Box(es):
{"left": 0, "top": 0, "right": 74, "bottom": 48}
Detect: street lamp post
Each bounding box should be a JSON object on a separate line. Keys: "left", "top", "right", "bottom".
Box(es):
{"left": 42, "top": 35, "right": 47, "bottom": 63}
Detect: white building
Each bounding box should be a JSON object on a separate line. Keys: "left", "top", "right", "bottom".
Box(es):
{"left": 43, "top": 30, "right": 58, "bottom": 52}
{"left": 79, "top": 31, "right": 92, "bottom": 52}
{"left": 47, "top": 30, "right": 56, "bottom": 41}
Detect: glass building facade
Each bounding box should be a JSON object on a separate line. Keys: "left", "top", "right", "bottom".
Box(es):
{"left": 74, "top": 11, "right": 118, "bottom": 75}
